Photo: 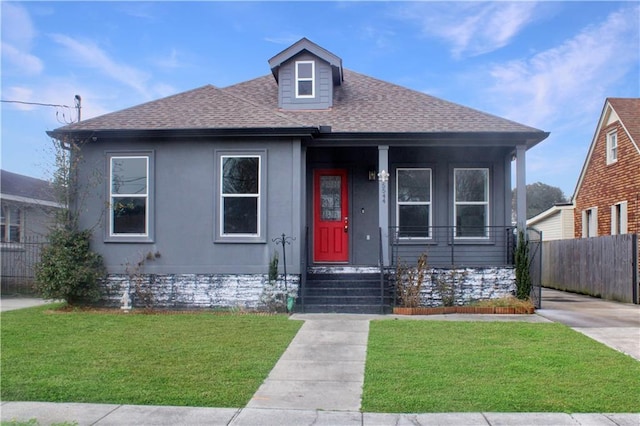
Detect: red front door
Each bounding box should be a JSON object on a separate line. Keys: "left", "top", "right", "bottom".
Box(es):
{"left": 313, "top": 169, "right": 349, "bottom": 263}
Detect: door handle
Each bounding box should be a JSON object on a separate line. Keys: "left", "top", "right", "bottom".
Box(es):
{"left": 344, "top": 216, "right": 349, "bottom": 233}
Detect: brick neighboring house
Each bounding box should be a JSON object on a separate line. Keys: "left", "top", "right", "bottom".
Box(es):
{"left": 573, "top": 98, "right": 640, "bottom": 238}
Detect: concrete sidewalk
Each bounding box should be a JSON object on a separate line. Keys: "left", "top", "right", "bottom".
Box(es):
{"left": 2, "top": 401, "right": 639, "bottom": 426}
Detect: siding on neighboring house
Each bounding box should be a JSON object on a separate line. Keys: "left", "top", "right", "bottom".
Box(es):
{"left": 1, "top": 170, "right": 61, "bottom": 293}
{"left": 573, "top": 99, "right": 640, "bottom": 238}
{"left": 527, "top": 204, "right": 575, "bottom": 241}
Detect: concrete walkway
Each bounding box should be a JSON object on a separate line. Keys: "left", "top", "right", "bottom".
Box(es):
{"left": 537, "top": 288, "right": 640, "bottom": 360}
{"left": 2, "top": 292, "right": 639, "bottom": 425}
{"left": 247, "top": 315, "right": 369, "bottom": 411}
{"left": 0, "top": 297, "right": 54, "bottom": 311}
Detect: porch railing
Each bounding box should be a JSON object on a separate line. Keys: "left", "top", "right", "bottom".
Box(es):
{"left": 389, "top": 226, "right": 516, "bottom": 268}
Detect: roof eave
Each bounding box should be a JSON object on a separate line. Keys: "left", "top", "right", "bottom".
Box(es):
{"left": 0, "top": 193, "right": 64, "bottom": 208}
{"left": 309, "top": 131, "right": 549, "bottom": 148}
{"left": 572, "top": 99, "right": 613, "bottom": 201}
{"left": 526, "top": 203, "right": 574, "bottom": 226}
{"left": 47, "top": 127, "right": 321, "bottom": 142}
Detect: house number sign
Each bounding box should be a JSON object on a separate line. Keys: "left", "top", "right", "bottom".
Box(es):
{"left": 378, "top": 170, "right": 389, "bottom": 204}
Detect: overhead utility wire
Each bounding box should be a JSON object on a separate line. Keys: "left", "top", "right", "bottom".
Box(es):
{"left": 0, "top": 99, "right": 73, "bottom": 109}
{"left": 1, "top": 95, "right": 81, "bottom": 123}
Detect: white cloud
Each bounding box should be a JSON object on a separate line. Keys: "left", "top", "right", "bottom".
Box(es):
{"left": 397, "top": 2, "right": 538, "bottom": 58}
{"left": 1, "top": 2, "right": 37, "bottom": 49}
{"left": 359, "top": 25, "right": 396, "bottom": 50}
{"left": 2, "top": 87, "right": 36, "bottom": 111}
{"left": 1, "top": 42, "right": 44, "bottom": 76}
{"left": 1, "top": 3, "right": 43, "bottom": 75}
{"left": 49, "top": 34, "right": 152, "bottom": 98}
{"left": 116, "top": 3, "right": 158, "bottom": 20}
{"left": 153, "top": 48, "right": 182, "bottom": 69}
{"left": 486, "top": 5, "right": 640, "bottom": 128}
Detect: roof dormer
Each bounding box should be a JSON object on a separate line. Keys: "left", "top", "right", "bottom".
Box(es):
{"left": 268, "top": 38, "right": 343, "bottom": 110}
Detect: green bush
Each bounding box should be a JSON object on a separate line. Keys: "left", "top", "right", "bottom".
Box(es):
{"left": 515, "top": 230, "right": 532, "bottom": 300}
{"left": 35, "top": 228, "right": 106, "bottom": 305}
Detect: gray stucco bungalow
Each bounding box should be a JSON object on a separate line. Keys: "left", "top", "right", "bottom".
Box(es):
{"left": 48, "top": 38, "right": 548, "bottom": 312}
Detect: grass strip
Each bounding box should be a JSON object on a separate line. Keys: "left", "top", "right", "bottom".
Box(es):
{"left": 1, "top": 305, "right": 301, "bottom": 407}
{"left": 363, "top": 320, "right": 640, "bottom": 413}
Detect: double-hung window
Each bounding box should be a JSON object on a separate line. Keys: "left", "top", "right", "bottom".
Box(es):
{"left": 0, "top": 205, "right": 21, "bottom": 243}
{"left": 109, "top": 154, "right": 151, "bottom": 240}
{"left": 217, "top": 152, "right": 266, "bottom": 242}
{"left": 582, "top": 207, "right": 598, "bottom": 237}
{"left": 611, "top": 202, "right": 627, "bottom": 235}
{"left": 606, "top": 131, "right": 618, "bottom": 164}
{"left": 295, "top": 61, "right": 314, "bottom": 98}
{"left": 454, "top": 168, "right": 489, "bottom": 238}
{"left": 396, "top": 168, "right": 431, "bottom": 238}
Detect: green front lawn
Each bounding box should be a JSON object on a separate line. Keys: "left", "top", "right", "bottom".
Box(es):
{"left": 1, "top": 305, "right": 302, "bottom": 407}
{"left": 3, "top": 306, "right": 639, "bottom": 413}
{"left": 363, "top": 321, "right": 640, "bottom": 413}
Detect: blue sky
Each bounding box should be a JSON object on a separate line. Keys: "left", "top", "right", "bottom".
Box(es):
{"left": 2, "top": 1, "right": 638, "bottom": 197}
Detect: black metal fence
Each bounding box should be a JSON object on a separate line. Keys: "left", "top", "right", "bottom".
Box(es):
{"left": 1, "top": 236, "right": 48, "bottom": 295}
{"left": 527, "top": 228, "right": 543, "bottom": 309}
{"left": 389, "top": 226, "right": 516, "bottom": 268}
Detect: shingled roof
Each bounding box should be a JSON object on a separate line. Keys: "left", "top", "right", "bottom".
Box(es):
{"left": 1, "top": 170, "right": 58, "bottom": 205}
{"left": 608, "top": 98, "right": 640, "bottom": 148}
{"left": 572, "top": 97, "right": 639, "bottom": 199}
{"left": 51, "top": 69, "right": 544, "bottom": 137}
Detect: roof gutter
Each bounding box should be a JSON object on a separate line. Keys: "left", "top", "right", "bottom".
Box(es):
{"left": 309, "top": 131, "right": 549, "bottom": 149}
{"left": 47, "top": 127, "right": 321, "bottom": 142}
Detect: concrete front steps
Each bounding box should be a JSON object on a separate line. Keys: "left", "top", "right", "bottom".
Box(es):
{"left": 297, "top": 267, "right": 393, "bottom": 314}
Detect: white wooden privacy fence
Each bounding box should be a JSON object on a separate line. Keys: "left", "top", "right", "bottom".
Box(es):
{"left": 542, "top": 234, "right": 639, "bottom": 304}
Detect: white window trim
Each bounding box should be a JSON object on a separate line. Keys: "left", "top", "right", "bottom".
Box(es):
{"left": 215, "top": 150, "right": 267, "bottom": 244}
{"left": 396, "top": 168, "right": 432, "bottom": 240}
{"left": 1, "top": 204, "right": 23, "bottom": 243}
{"left": 606, "top": 130, "right": 618, "bottom": 165}
{"left": 219, "top": 155, "right": 261, "bottom": 238}
{"left": 106, "top": 152, "right": 154, "bottom": 243}
{"left": 582, "top": 207, "right": 598, "bottom": 238}
{"left": 295, "top": 60, "right": 315, "bottom": 99}
{"left": 453, "top": 168, "right": 490, "bottom": 239}
{"left": 611, "top": 201, "right": 628, "bottom": 235}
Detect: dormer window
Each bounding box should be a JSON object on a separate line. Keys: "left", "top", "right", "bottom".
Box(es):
{"left": 268, "top": 38, "right": 342, "bottom": 110}
{"left": 295, "top": 61, "right": 315, "bottom": 98}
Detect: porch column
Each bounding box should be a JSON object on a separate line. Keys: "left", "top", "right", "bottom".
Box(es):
{"left": 515, "top": 144, "right": 527, "bottom": 233}
{"left": 378, "top": 145, "right": 390, "bottom": 266}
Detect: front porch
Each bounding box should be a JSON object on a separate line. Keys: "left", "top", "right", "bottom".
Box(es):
{"left": 304, "top": 143, "right": 529, "bottom": 269}
{"left": 296, "top": 225, "right": 517, "bottom": 314}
